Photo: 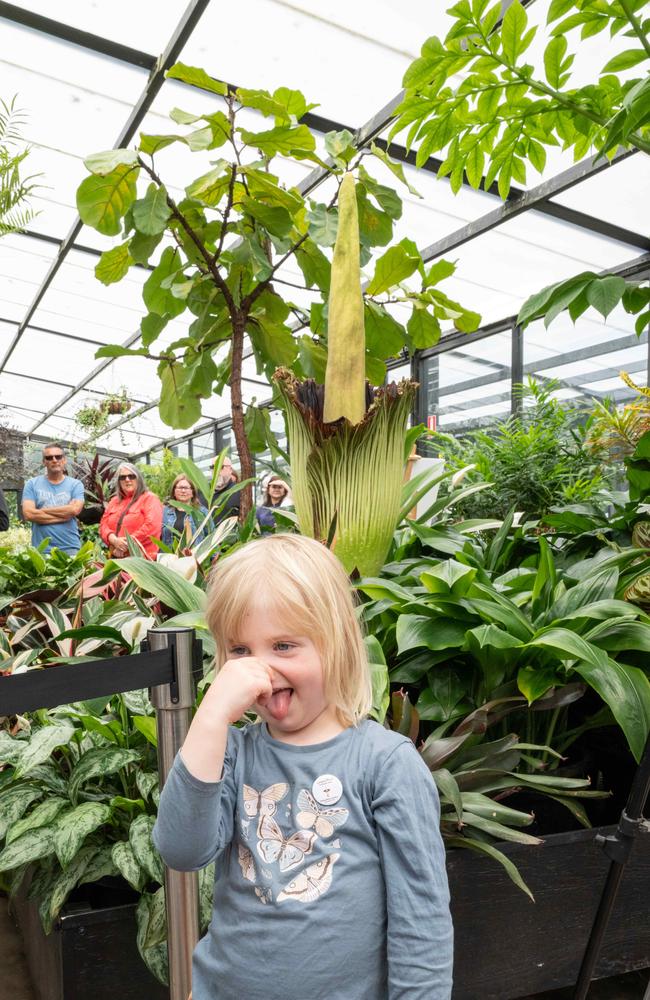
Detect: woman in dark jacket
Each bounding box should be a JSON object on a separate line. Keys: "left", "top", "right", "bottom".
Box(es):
{"left": 256, "top": 475, "right": 291, "bottom": 529}
{"left": 162, "top": 475, "right": 211, "bottom": 548}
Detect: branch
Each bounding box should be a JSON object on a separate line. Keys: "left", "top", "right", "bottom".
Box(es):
{"left": 214, "top": 163, "right": 237, "bottom": 263}
{"left": 138, "top": 158, "right": 238, "bottom": 317}
{"left": 618, "top": 0, "right": 650, "bottom": 59}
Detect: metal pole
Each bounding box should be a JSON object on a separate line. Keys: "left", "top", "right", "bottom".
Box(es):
{"left": 149, "top": 627, "right": 200, "bottom": 1000}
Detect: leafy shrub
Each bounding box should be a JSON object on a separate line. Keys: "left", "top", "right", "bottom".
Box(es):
{"left": 432, "top": 380, "right": 613, "bottom": 522}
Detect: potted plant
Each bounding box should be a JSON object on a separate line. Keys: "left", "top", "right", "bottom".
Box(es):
{"left": 100, "top": 387, "right": 132, "bottom": 417}
{"left": 74, "top": 403, "right": 109, "bottom": 441}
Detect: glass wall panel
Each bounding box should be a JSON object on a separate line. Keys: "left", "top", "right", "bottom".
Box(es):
{"left": 192, "top": 429, "right": 216, "bottom": 473}
{"left": 420, "top": 332, "right": 512, "bottom": 434}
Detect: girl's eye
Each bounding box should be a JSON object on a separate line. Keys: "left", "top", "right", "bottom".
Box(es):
{"left": 274, "top": 641, "right": 295, "bottom": 652}
{"left": 230, "top": 646, "right": 249, "bottom": 656}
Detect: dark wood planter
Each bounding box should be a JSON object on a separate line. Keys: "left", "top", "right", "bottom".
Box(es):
{"left": 13, "top": 878, "right": 168, "bottom": 1000}
{"left": 448, "top": 825, "right": 650, "bottom": 999}
{"left": 12, "top": 826, "right": 649, "bottom": 1000}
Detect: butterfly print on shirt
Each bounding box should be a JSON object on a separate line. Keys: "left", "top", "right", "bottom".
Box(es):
{"left": 296, "top": 789, "right": 348, "bottom": 838}
{"left": 277, "top": 853, "right": 339, "bottom": 904}
{"left": 257, "top": 813, "right": 316, "bottom": 872}
{"left": 242, "top": 783, "right": 288, "bottom": 820}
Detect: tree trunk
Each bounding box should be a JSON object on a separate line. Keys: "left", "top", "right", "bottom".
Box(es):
{"left": 230, "top": 313, "right": 254, "bottom": 521}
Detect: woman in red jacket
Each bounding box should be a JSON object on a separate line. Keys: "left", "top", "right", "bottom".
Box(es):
{"left": 100, "top": 463, "right": 163, "bottom": 559}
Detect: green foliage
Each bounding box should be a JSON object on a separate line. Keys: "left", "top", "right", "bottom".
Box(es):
{"left": 0, "top": 540, "right": 97, "bottom": 598}
{"left": 431, "top": 380, "right": 614, "bottom": 521}
{"left": 138, "top": 448, "right": 182, "bottom": 500}
{"left": 76, "top": 65, "right": 478, "bottom": 517}
{"left": 0, "top": 96, "right": 40, "bottom": 237}
{"left": 393, "top": 0, "right": 650, "bottom": 198}
{"left": 518, "top": 273, "right": 650, "bottom": 334}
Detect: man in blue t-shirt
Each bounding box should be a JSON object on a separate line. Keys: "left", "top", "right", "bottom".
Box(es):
{"left": 22, "top": 442, "right": 85, "bottom": 554}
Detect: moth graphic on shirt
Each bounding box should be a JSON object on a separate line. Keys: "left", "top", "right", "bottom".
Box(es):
{"left": 277, "top": 853, "right": 339, "bottom": 904}
{"left": 255, "top": 886, "right": 272, "bottom": 905}
{"left": 296, "top": 788, "right": 348, "bottom": 838}
{"left": 257, "top": 813, "right": 316, "bottom": 872}
{"left": 242, "top": 782, "right": 288, "bottom": 820}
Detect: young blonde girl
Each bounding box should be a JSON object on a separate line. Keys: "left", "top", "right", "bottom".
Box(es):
{"left": 153, "top": 534, "right": 453, "bottom": 1000}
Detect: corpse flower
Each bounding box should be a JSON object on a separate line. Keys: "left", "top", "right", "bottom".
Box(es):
{"left": 274, "top": 173, "right": 417, "bottom": 577}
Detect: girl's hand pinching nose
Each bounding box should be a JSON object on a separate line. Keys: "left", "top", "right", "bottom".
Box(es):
{"left": 203, "top": 657, "right": 273, "bottom": 725}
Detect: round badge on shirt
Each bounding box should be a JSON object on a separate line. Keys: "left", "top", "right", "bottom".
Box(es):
{"left": 312, "top": 774, "right": 343, "bottom": 805}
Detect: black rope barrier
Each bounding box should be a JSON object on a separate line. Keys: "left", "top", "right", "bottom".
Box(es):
{"left": 0, "top": 648, "right": 174, "bottom": 715}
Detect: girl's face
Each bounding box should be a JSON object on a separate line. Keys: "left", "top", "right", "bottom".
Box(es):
{"left": 118, "top": 467, "right": 137, "bottom": 496}
{"left": 174, "top": 478, "right": 194, "bottom": 501}
{"left": 227, "top": 605, "right": 343, "bottom": 745}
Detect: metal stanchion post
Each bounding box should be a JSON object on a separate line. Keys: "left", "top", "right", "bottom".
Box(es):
{"left": 149, "top": 627, "right": 200, "bottom": 1000}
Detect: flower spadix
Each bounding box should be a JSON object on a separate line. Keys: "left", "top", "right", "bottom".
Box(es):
{"left": 274, "top": 172, "right": 417, "bottom": 577}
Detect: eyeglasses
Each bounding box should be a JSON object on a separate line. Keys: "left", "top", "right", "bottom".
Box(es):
{"left": 175, "top": 486, "right": 192, "bottom": 491}
{"left": 118, "top": 474, "right": 137, "bottom": 481}
{"left": 44, "top": 454, "right": 64, "bottom": 461}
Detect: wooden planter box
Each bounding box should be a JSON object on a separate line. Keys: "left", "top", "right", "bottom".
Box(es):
{"left": 12, "top": 826, "right": 649, "bottom": 1000}
{"left": 448, "top": 825, "right": 650, "bottom": 999}
{"left": 13, "top": 878, "right": 167, "bottom": 1000}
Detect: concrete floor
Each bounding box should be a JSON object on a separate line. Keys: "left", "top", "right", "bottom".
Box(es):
{"left": 2, "top": 895, "right": 648, "bottom": 999}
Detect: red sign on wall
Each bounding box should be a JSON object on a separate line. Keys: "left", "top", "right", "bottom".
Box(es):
{"left": 427, "top": 415, "right": 437, "bottom": 431}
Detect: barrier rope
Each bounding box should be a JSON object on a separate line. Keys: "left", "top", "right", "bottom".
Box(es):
{"left": 0, "top": 648, "right": 174, "bottom": 715}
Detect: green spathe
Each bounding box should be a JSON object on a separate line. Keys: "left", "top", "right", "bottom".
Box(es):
{"left": 274, "top": 369, "right": 416, "bottom": 577}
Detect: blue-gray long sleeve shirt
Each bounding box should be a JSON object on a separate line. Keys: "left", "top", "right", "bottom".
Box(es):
{"left": 153, "top": 719, "right": 453, "bottom": 1000}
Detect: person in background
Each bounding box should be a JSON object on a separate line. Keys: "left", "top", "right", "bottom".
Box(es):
{"left": 100, "top": 463, "right": 163, "bottom": 559}
{"left": 22, "top": 443, "right": 84, "bottom": 554}
{"left": 211, "top": 455, "right": 241, "bottom": 524}
{"left": 162, "top": 474, "right": 211, "bottom": 548}
{"left": 0, "top": 487, "right": 9, "bottom": 532}
{"left": 256, "top": 474, "right": 291, "bottom": 529}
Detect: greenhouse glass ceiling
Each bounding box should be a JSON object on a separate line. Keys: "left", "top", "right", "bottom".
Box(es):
{"left": 0, "top": 0, "right": 648, "bottom": 458}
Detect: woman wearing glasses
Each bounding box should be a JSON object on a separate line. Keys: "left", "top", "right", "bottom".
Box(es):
{"left": 161, "top": 475, "right": 212, "bottom": 549}
{"left": 100, "top": 463, "right": 163, "bottom": 559}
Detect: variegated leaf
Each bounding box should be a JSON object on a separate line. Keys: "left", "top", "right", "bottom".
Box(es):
{"left": 0, "top": 826, "right": 55, "bottom": 871}
{"left": 68, "top": 746, "right": 141, "bottom": 803}
{"left": 0, "top": 785, "right": 43, "bottom": 840}
{"left": 129, "top": 814, "right": 163, "bottom": 884}
{"left": 6, "top": 796, "right": 68, "bottom": 845}
{"left": 54, "top": 802, "right": 111, "bottom": 868}
{"left": 13, "top": 724, "right": 75, "bottom": 779}
{"left": 112, "top": 840, "right": 145, "bottom": 891}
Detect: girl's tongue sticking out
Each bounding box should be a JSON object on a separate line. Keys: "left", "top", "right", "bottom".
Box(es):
{"left": 267, "top": 687, "right": 293, "bottom": 720}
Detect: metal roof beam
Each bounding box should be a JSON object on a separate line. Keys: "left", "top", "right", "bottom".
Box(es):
{"left": 2, "top": 0, "right": 211, "bottom": 377}
{"left": 0, "top": 3, "right": 156, "bottom": 70}
{"left": 418, "top": 149, "right": 638, "bottom": 264}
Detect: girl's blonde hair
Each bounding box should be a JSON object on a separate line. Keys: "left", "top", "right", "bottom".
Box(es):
{"left": 206, "top": 534, "right": 372, "bottom": 726}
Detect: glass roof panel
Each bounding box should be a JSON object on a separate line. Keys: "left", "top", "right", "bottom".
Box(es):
{"left": 552, "top": 155, "right": 650, "bottom": 238}
{"left": 179, "top": 0, "right": 451, "bottom": 126}
{"left": 0, "top": 372, "right": 69, "bottom": 411}
{"left": 7, "top": 328, "right": 108, "bottom": 385}
{"left": 17, "top": 1, "right": 188, "bottom": 53}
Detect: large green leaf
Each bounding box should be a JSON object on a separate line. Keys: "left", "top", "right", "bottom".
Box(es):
{"left": 166, "top": 63, "right": 227, "bottom": 96}
{"left": 47, "top": 844, "right": 97, "bottom": 921}
{"left": 529, "top": 629, "right": 650, "bottom": 761}
{"left": 132, "top": 183, "right": 172, "bottom": 236}
{"left": 116, "top": 558, "right": 206, "bottom": 613}
{"left": 366, "top": 243, "right": 420, "bottom": 295}
{"left": 77, "top": 163, "right": 139, "bottom": 236}
{"left": 444, "top": 835, "right": 534, "bottom": 901}
{"left": 396, "top": 614, "right": 467, "bottom": 653}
